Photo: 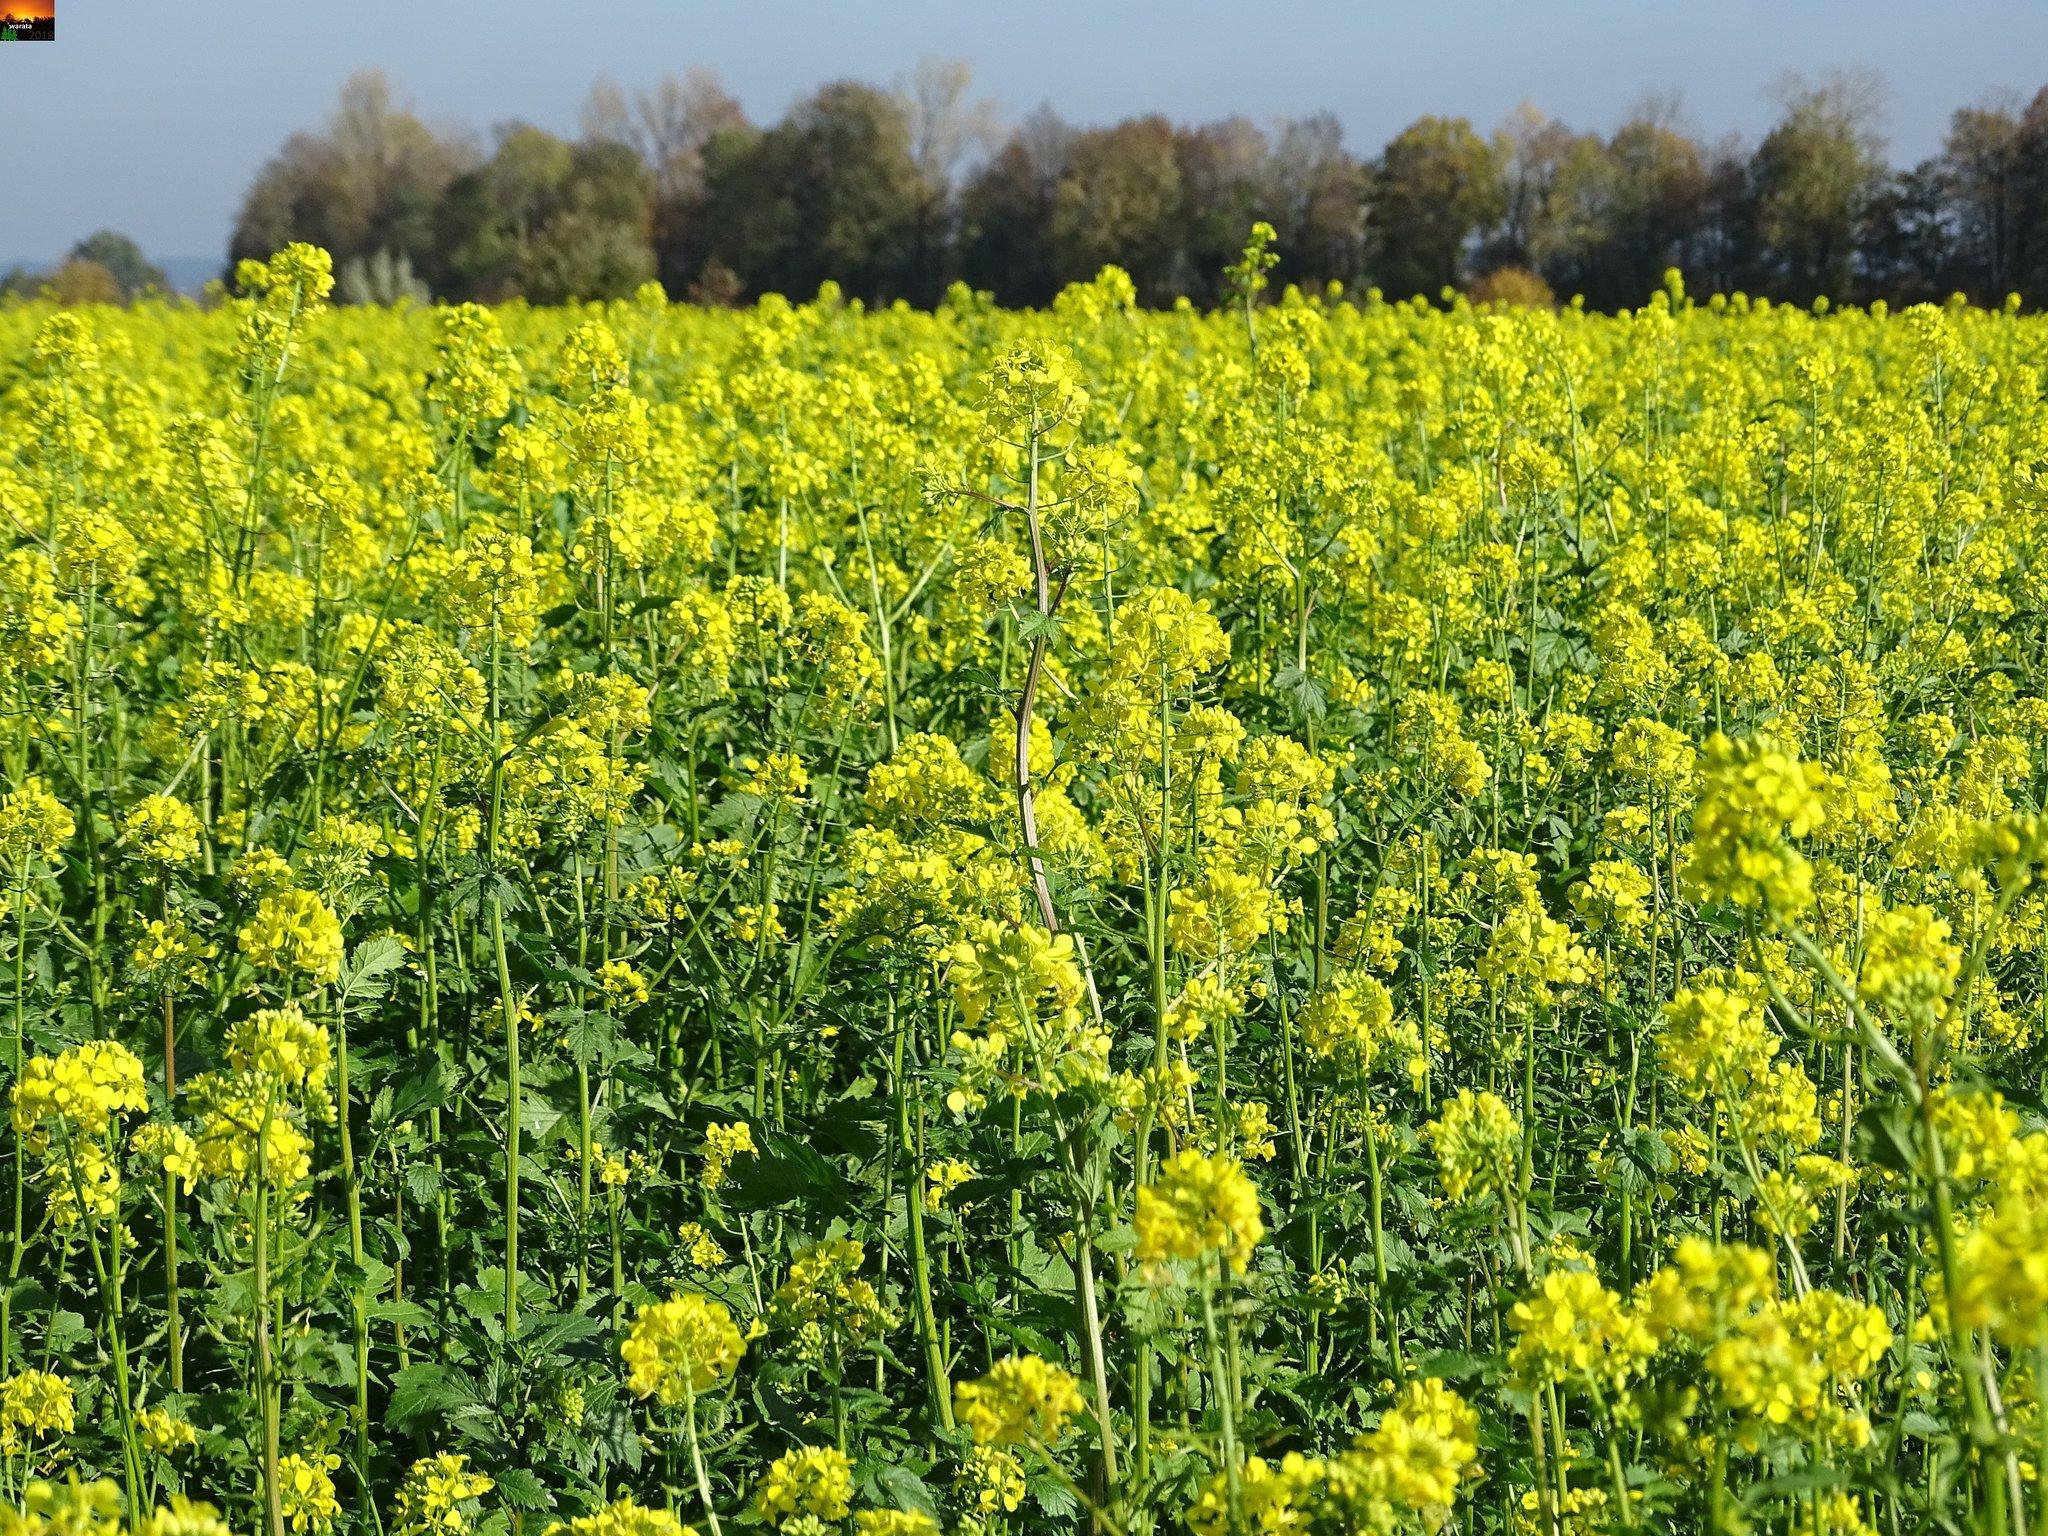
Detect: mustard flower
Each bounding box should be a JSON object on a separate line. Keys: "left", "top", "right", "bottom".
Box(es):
{"left": 954, "top": 1354, "right": 1086, "bottom": 1447}
{"left": 621, "top": 1293, "right": 747, "bottom": 1404}
{"left": 238, "top": 889, "right": 345, "bottom": 986}
{"left": 1135, "top": 1150, "right": 1265, "bottom": 1272}
{"left": 753, "top": 1447, "right": 854, "bottom": 1529}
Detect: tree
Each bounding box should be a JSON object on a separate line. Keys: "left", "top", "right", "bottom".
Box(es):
{"left": 1265, "top": 114, "right": 1368, "bottom": 291}
{"left": 2007, "top": 87, "right": 2048, "bottom": 301}
{"left": 1860, "top": 160, "right": 1957, "bottom": 305}
{"left": 1487, "top": 102, "right": 1580, "bottom": 273}
{"left": 66, "top": 231, "right": 167, "bottom": 299}
{"left": 218, "top": 62, "right": 2048, "bottom": 311}
{"left": 695, "top": 82, "right": 927, "bottom": 302}
{"left": 434, "top": 126, "right": 654, "bottom": 302}
{"left": 899, "top": 56, "right": 1001, "bottom": 194}
{"left": 1935, "top": 97, "right": 2024, "bottom": 300}
{"left": 1746, "top": 72, "right": 1888, "bottom": 301}
{"left": 1370, "top": 116, "right": 1504, "bottom": 297}
{"left": 1534, "top": 100, "right": 1711, "bottom": 308}
{"left": 228, "top": 69, "right": 473, "bottom": 286}
{"left": 1176, "top": 117, "right": 1274, "bottom": 302}
{"left": 0, "top": 259, "right": 123, "bottom": 305}
{"left": 229, "top": 131, "right": 354, "bottom": 273}
{"left": 958, "top": 107, "right": 1074, "bottom": 304}
{"left": 1689, "top": 134, "right": 1756, "bottom": 297}
{"left": 529, "top": 140, "right": 657, "bottom": 302}
{"left": 1048, "top": 116, "right": 1184, "bottom": 302}
{"left": 581, "top": 70, "right": 750, "bottom": 295}
{"left": 582, "top": 69, "right": 747, "bottom": 205}
{"left": 896, "top": 57, "right": 1002, "bottom": 293}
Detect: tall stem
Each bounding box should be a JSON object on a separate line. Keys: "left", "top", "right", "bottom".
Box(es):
{"left": 896, "top": 1008, "right": 953, "bottom": 1432}
{"left": 335, "top": 1011, "right": 371, "bottom": 1505}
{"left": 494, "top": 893, "right": 520, "bottom": 1334}
{"left": 255, "top": 1116, "right": 284, "bottom": 1536}
{"left": 683, "top": 1391, "right": 724, "bottom": 1536}
{"left": 487, "top": 611, "right": 522, "bottom": 1334}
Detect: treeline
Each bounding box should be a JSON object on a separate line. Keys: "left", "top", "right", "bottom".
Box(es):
{"left": 199, "top": 64, "right": 2048, "bottom": 308}
{"left": 0, "top": 231, "right": 169, "bottom": 304}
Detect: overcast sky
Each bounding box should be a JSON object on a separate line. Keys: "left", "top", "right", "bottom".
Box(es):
{"left": 4, "top": 0, "right": 2047, "bottom": 264}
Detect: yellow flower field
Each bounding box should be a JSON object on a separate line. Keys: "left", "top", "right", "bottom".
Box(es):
{"left": 1, "top": 234, "right": 2047, "bottom": 1536}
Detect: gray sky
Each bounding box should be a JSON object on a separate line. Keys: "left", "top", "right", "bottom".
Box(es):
{"left": 4, "top": 0, "right": 2045, "bottom": 264}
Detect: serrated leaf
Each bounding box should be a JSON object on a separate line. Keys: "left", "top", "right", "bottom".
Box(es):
{"left": 1028, "top": 1474, "right": 1077, "bottom": 1519}
{"left": 493, "top": 1468, "right": 551, "bottom": 1510}
{"left": 339, "top": 935, "right": 410, "bottom": 1010}
{"left": 873, "top": 1467, "right": 942, "bottom": 1522}
{"left": 386, "top": 1363, "right": 483, "bottom": 1427}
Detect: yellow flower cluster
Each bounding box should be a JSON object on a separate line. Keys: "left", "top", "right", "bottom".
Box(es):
{"left": 700, "top": 1121, "right": 755, "bottom": 1189}
{"left": 1185, "top": 1378, "right": 1482, "bottom": 1536}
{"left": 752, "top": 1446, "right": 854, "bottom": 1530}
{"left": 0, "top": 777, "right": 72, "bottom": 865}
{"left": 0, "top": 1370, "right": 73, "bottom": 1455}
{"left": 278, "top": 1452, "right": 342, "bottom": 1535}
{"left": 954, "top": 1354, "right": 1086, "bottom": 1447}
{"left": 1425, "top": 1089, "right": 1522, "bottom": 1204}
{"left": 237, "top": 888, "right": 345, "bottom": 985}
{"left": 224, "top": 1004, "right": 334, "bottom": 1103}
{"left": 1682, "top": 734, "right": 1829, "bottom": 915}
{"left": 1508, "top": 1269, "right": 1656, "bottom": 1390}
{"left": 772, "top": 1238, "right": 889, "bottom": 1352}
{"left": 392, "top": 1454, "right": 496, "bottom": 1536}
{"left": 1300, "top": 969, "right": 1424, "bottom": 1085}
{"left": 1135, "top": 1150, "right": 1265, "bottom": 1272}
{"left": 621, "top": 1293, "right": 746, "bottom": 1403}
{"left": 543, "top": 1499, "right": 696, "bottom": 1536}
{"left": 122, "top": 795, "right": 203, "bottom": 868}
{"left": 12, "top": 1040, "right": 148, "bottom": 1152}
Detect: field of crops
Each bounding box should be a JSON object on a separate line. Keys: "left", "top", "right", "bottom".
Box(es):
{"left": 3, "top": 235, "right": 2048, "bottom": 1536}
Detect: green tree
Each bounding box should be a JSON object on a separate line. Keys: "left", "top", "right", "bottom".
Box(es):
{"left": 434, "top": 127, "right": 654, "bottom": 302}
{"left": 958, "top": 107, "right": 1073, "bottom": 305}
{"left": 1049, "top": 116, "right": 1184, "bottom": 302}
{"left": 1176, "top": 117, "right": 1275, "bottom": 303}
{"left": 898, "top": 57, "right": 1002, "bottom": 302}
{"left": 1860, "top": 161, "right": 1957, "bottom": 305}
{"left": 1370, "top": 116, "right": 1504, "bottom": 298}
{"left": 1265, "top": 113, "right": 1369, "bottom": 292}
{"left": 581, "top": 70, "right": 750, "bottom": 296}
{"left": 66, "top": 231, "right": 167, "bottom": 299}
{"left": 526, "top": 141, "right": 658, "bottom": 303}
{"left": 1934, "top": 97, "right": 2024, "bottom": 300}
{"left": 1746, "top": 72, "right": 1887, "bottom": 301}
{"left": 1537, "top": 104, "right": 1711, "bottom": 307}
{"left": 1486, "top": 102, "right": 1581, "bottom": 274}
{"left": 228, "top": 70, "right": 472, "bottom": 285}
{"left": 695, "top": 82, "right": 927, "bottom": 302}
{"left": 2008, "top": 87, "right": 2048, "bottom": 302}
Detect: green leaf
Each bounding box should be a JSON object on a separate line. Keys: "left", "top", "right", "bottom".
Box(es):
{"left": 722, "top": 1128, "right": 855, "bottom": 1213}
{"left": 493, "top": 1469, "right": 551, "bottom": 1511}
{"left": 1028, "top": 1474, "right": 1077, "bottom": 1519}
{"left": 388, "top": 1057, "right": 446, "bottom": 1125}
{"left": 338, "top": 935, "right": 410, "bottom": 1011}
{"left": 518, "top": 1310, "right": 605, "bottom": 1356}
{"left": 405, "top": 1162, "right": 444, "bottom": 1204}
{"left": 872, "top": 1466, "right": 942, "bottom": 1522}
{"left": 1854, "top": 1101, "right": 1918, "bottom": 1176}
{"left": 386, "top": 1364, "right": 484, "bottom": 1427}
